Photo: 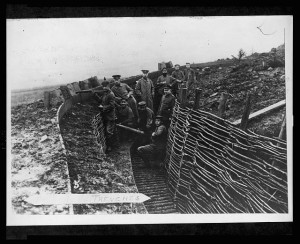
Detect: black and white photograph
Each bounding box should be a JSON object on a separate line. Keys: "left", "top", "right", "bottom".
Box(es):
{"left": 7, "top": 15, "right": 293, "bottom": 226}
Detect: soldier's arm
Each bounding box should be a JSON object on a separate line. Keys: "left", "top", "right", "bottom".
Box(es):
{"left": 180, "top": 71, "right": 185, "bottom": 80}
{"left": 150, "top": 79, "right": 154, "bottom": 97}
{"left": 156, "top": 76, "right": 165, "bottom": 85}
{"left": 135, "top": 80, "right": 142, "bottom": 96}
{"left": 125, "top": 84, "right": 134, "bottom": 96}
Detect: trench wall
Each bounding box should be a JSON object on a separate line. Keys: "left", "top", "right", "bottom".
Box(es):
{"left": 165, "top": 101, "right": 288, "bottom": 213}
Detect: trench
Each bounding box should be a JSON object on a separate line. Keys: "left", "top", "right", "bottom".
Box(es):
{"left": 57, "top": 93, "right": 286, "bottom": 214}
{"left": 58, "top": 97, "right": 178, "bottom": 214}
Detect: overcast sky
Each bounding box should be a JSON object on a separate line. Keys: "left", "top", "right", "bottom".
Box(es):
{"left": 7, "top": 16, "right": 292, "bottom": 90}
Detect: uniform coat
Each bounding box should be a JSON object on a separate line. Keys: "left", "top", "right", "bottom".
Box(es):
{"left": 135, "top": 77, "right": 154, "bottom": 111}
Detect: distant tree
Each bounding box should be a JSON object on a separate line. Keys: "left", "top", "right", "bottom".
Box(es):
{"left": 232, "top": 49, "right": 246, "bottom": 62}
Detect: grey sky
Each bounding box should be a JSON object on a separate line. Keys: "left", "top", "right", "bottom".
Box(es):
{"left": 7, "top": 16, "right": 292, "bottom": 90}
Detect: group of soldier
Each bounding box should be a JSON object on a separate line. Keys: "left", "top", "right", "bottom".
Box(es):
{"left": 92, "top": 63, "right": 202, "bottom": 168}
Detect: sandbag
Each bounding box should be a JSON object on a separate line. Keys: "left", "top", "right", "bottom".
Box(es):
{"left": 60, "top": 85, "right": 72, "bottom": 100}
{"left": 88, "top": 76, "right": 100, "bottom": 88}
{"left": 71, "top": 82, "right": 81, "bottom": 92}
{"left": 66, "top": 83, "right": 76, "bottom": 96}
{"left": 50, "top": 88, "right": 64, "bottom": 106}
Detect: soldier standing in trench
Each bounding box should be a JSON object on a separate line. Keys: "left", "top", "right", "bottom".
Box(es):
{"left": 137, "top": 115, "right": 168, "bottom": 168}
{"left": 154, "top": 67, "right": 181, "bottom": 114}
{"left": 116, "top": 99, "right": 134, "bottom": 142}
{"left": 92, "top": 85, "right": 116, "bottom": 153}
{"left": 171, "top": 64, "right": 185, "bottom": 98}
{"left": 130, "top": 101, "right": 154, "bottom": 156}
{"left": 157, "top": 85, "right": 175, "bottom": 129}
{"left": 111, "top": 74, "right": 139, "bottom": 122}
{"left": 183, "top": 62, "right": 196, "bottom": 99}
{"left": 135, "top": 70, "right": 154, "bottom": 111}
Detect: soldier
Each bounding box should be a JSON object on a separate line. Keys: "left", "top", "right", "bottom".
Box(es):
{"left": 171, "top": 64, "right": 185, "bottom": 97}
{"left": 92, "top": 85, "right": 116, "bottom": 153}
{"left": 130, "top": 101, "right": 154, "bottom": 155}
{"left": 135, "top": 70, "right": 154, "bottom": 111}
{"left": 137, "top": 115, "right": 168, "bottom": 168}
{"left": 195, "top": 67, "right": 201, "bottom": 81}
{"left": 157, "top": 85, "right": 175, "bottom": 128}
{"left": 109, "top": 75, "right": 119, "bottom": 88}
{"left": 111, "top": 75, "right": 139, "bottom": 120}
{"left": 116, "top": 99, "right": 134, "bottom": 142}
{"left": 183, "top": 62, "right": 196, "bottom": 99}
{"left": 154, "top": 67, "right": 180, "bottom": 114}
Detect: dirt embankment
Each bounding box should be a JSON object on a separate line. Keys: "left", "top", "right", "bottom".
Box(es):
{"left": 190, "top": 47, "right": 286, "bottom": 137}
{"left": 10, "top": 100, "right": 71, "bottom": 215}
{"left": 59, "top": 102, "right": 147, "bottom": 214}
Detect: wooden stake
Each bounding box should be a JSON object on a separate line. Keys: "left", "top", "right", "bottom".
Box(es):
{"left": 181, "top": 88, "right": 187, "bottom": 108}
{"left": 44, "top": 91, "right": 50, "bottom": 109}
{"left": 269, "top": 112, "right": 287, "bottom": 190}
{"left": 193, "top": 89, "right": 202, "bottom": 110}
{"left": 240, "top": 93, "right": 252, "bottom": 131}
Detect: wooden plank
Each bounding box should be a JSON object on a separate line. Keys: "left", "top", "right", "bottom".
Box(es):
{"left": 25, "top": 193, "right": 151, "bottom": 206}
{"left": 240, "top": 93, "right": 252, "bottom": 131}
{"left": 232, "top": 100, "right": 286, "bottom": 126}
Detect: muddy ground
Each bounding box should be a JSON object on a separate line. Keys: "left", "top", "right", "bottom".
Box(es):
{"left": 10, "top": 100, "right": 71, "bottom": 215}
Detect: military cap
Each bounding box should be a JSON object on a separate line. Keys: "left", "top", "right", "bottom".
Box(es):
{"left": 186, "top": 62, "right": 190, "bottom": 64}
{"left": 138, "top": 101, "right": 146, "bottom": 107}
{"left": 141, "top": 70, "right": 149, "bottom": 74}
{"left": 120, "top": 99, "right": 127, "bottom": 104}
{"left": 112, "top": 75, "right": 121, "bottom": 78}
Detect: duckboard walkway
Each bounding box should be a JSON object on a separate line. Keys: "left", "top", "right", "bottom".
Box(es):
{"left": 130, "top": 153, "right": 179, "bottom": 214}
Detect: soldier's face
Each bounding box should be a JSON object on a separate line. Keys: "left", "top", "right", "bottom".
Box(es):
{"left": 186, "top": 64, "right": 190, "bottom": 69}
{"left": 142, "top": 73, "right": 148, "bottom": 78}
{"left": 175, "top": 66, "right": 179, "bottom": 70}
{"left": 121, "top": 102, "right": 126, "bottom": 108}
{"left": 155, "top": 119, "right": 162, "bottom": 126}
{"left": 115, "top": 79, "right": 121, "bottom": 86}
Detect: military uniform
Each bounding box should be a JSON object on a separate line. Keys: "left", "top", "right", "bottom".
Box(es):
{"left": 157, "top": 92, "right": 175, "bottom": 128}
{"left": 154, "top": 74, "right": 177, "bottom": 114}
{"left": 171, "top": 69, "right": 185, "bottom": 97}
{"left": 116, "top": 105, "right": 134, "bottom": 142}
{"left": 130, "top": 103, "right": 154, "bottom": 155}
{"left": 135, "top": 77, "right": 154, "bottom": 111}
{"left": 111, "top": 83, "right": 139, "bottom": 119}
{"left": 98, "top": 89, "right": 116, "bottom": 149}
{"left": 183, "top": 68, "right": 196, "bottom": 98}
{"left": 137, "top": 121, "right": 167, "bottom": 167}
